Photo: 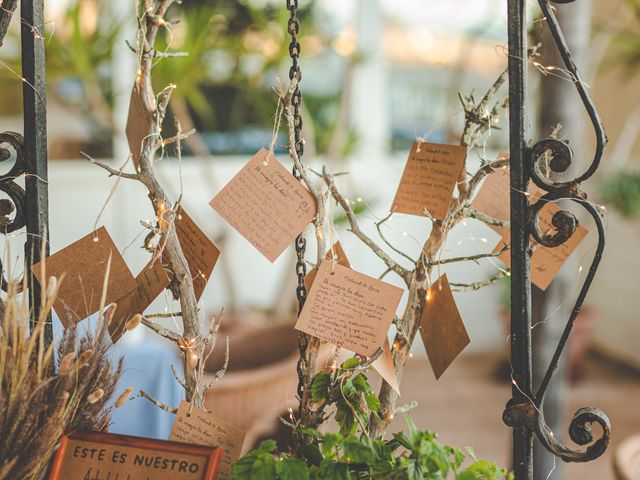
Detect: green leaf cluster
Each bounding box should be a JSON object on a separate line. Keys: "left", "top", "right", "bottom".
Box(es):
{"left": 599, "top": 169, "right": 640, "bottom": 219}
{"left": 232, "top": 417, "right": 513, "bottom": 480}
{"left": 309, "top": 358, "right": 380, "bottom": 436}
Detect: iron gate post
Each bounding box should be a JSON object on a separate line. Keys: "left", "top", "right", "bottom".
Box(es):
{"left": 505, "top": 0, "right": 612, "bottom": 477}
{"left": 21, "top": 0, "right": 50, "bottom": 342}
{"left": 507, "top": 1, "right": 534, "bottom": 478}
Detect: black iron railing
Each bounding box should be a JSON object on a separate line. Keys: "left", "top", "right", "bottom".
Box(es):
{"left": 505, "top": 1, "right": 610, "bottom": 478}
{"left": 0, "top": 0, "right": 50, "bottom": 341}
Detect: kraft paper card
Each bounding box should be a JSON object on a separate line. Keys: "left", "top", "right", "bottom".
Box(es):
{"left": 372, "top": 339, "right": 401, "bottom": 395}
{"left": 209, "top": 148, "right": 316, "bottom": 262}
{"left": 126, "top": 82, "right": 155, "bottom": 168}
{"left": 109, "top": 260, "right": 171, "bottom": 342}
{"left": 32, "top": 227, "right": 137, "bottom": 327}
{"left": 472, "top": 164, "right": 543, "bottom": 234}
{"left": 170, "top": 401, "right": 246, "bottom": 480}
{"left": 419, "top": 274, "right": 470, "bottom": 380}
{"left": 391, "top": 141, "right": 467, "bottom": 220}
{"left": 304, "top": 242, "right": 351, "bottom": 291}
{"left": 173, "top": 208, "right": 220, "bottom": 301}
{"left": 495, "top": 202, "right": 588, "bottom": 291}
{"left": 295, "top": 262, "right": 403, "bottom": 357}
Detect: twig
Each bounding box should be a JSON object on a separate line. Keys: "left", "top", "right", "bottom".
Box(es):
{"left": 464, "top": 206, "right": 510, "bottom": 228}
{"left": 159, "top": 128, "right": 196, "bottom": 148}
{"left": 137, "top": 390, "right": 177, "bottom": 414}
{"left": 81, "top": 152, "right": 139, "bottom": 180}
{"left": 0, "top": 0, "right": 18, "bottom": 48}
{"left": 450, "top": 269, "right": 509, "bottom": 292}
{"left": 432, "top": 243, "right": 509, "bottom": 266}
{"left": 323, "top": 170, "right": 412, "bottom": 286}
{"left": 145, "top": 311, "right": 183, "bottom": 318}
{"left": 141, "top": 317, "right": 181, "bottom": 344}
{"left": 152, "top": 49, "right": 189, "bottom": 58}
{"left": 206, "top": 336, "right": 229, "bottom": 391}
{"left": 171, "top": 364, "right": 187, "bottom": 389}
{"left": 375, "top": 213, "right": 416, "bottom": 264}
{"left": 280, "top": 74, "right": 321, "bottom": 199}
{"left": 467, "top": 158, "right": 510, "bottom": 198}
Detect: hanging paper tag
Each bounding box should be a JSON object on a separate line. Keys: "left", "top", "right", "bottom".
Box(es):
{"left": 108, "top": 259, "right": 170, "bottom": 342}
{"left": 210, "top": 148, "right": 316, "bottom": 262}
{"left": 125, "top": 81, "right": 155, "bottom": 168}
{"left": 372, "top": 339, "right": 401, "bottom": 395}
{"left": 304, "top": 241, "right": 351, "bottom": 291}
{"left": 32, "top": 227, "right": 137, "bottom": 327}
{"left": 419, "top": 274, "right": 470, "bottom": 380}
{"left": 170, "top": 401, "right": 246, "bottom": 480}
{"left": 172, "top": 208, "right": 220, "bottom": 301}
{"left": 295, "top": 262, "right": 403, "bottom": 357}
{"left": 391, "top": 141, "right": 466, "bottom": 220}
{"left": 494, "top": 202, "right": 588, "bottom": 291}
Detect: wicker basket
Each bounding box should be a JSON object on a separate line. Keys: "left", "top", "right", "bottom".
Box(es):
{"left": 204, "top": 322, "right": 331, "bottom": 452}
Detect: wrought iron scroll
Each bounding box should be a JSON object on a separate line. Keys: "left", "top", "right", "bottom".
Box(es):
{"left": 504, "top": 0, "right": 610, "bottom": 476}
{"left": 0, "top": 0, "right": 50, "bottom": 342}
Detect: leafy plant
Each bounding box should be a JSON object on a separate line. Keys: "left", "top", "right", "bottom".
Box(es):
{"left": 233, "top": 416, "right": 512, "bottom": 480}
{"left": 599, "top": 169, "right": 640, "bottom": 219}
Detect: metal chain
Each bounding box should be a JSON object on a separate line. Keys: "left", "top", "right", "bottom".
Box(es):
{"left": 287, "top": 0, "right": 309, "bottom": 407}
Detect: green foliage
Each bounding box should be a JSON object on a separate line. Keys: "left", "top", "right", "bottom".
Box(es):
{"left": 310, "top": 357, "right": 381, "bottom": 436}
{"left": 608, "top": 0, "right": 640, "bottom": 73}
{"left": 599, "top": 169, "right": 640, "bottom": 219}
{"left": 232, "top": 417, "right": 513, "bottom": 480}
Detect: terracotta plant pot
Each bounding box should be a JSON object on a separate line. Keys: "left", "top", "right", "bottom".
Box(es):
{"left": 204, "top": 321, "right": 330, "bottom": 452}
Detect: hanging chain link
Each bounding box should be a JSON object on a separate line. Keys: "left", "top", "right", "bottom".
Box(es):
{"left": 287, "top": 0, "right": 309, "bottom": 407}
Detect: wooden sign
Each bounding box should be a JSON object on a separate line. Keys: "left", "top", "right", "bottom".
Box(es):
{"left": 495, "top": 202, "right": 588, "bottom": 291}
{"left": 419, "top": 274, "right": 470, "bottom": 380}
{"left": 170, "top": 401, "right": 246, "bottom": 480}
{"left": 48, "top": 430, "right": 222, "bottom": 480}
{"left": 391, "top": 141, "right": 466, "bottom": 220}
{"left": 32, "top": 227, "right": 138, "bottom": 327}
{"left": 109, "top": 260, "right": 171, "bottom": 342}
{"left": 209, "top": 148, "right": 316, "bottom": 262}
{"left": 295, "top": 262, "right": 403, "bottom": 357}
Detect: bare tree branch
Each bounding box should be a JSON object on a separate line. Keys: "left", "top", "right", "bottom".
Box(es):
{"left": 81, "top": 152, "right": 139, "bottom": 180}
{"left": 138, "top": 390, "right": 177, "bottom": 414}
{"left": 432, "top": 243, "right": 508, "bottom": 266}
{"left": 0, "top": 0, "right": 18, "bottom": 48}
{"left": 323, "top": 170, "right": 412, "bottom": 286}
{"left": 450, "top": 269, "right": 509, "bottom": 292}
{"left": 141, "top": 317, "right": 181, "bottom": 344}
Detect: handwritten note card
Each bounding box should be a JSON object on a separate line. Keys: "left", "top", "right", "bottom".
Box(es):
{"left": 391, "top": 141, "right": 467, "bottom": 220}
{"left": 32, "top": 227, "right": 137, "bottom": 327}
{"left": 419, "top": 275, "right": 469, "bottom": 380}
{"left": 372, "top": 339, "right": 401, "bottom": 395}
{"left": 173, "top": 209, "right": 220, "bottom": 301}
{"left": 495, "top": 202, "right": 588, "bottom": 291}
{"left": 304, "top": 242, "right": 351, "bottom": 291}
{"left": 295, "top": 262, "right": 403, "bottom": 357}
{"left": 109, "top": 260, "right": 170, "bottom": 342}
{"left": 210, "top": 148, "right": 316, "bottom": 262}
{"left": 126, "top": 82, "right": 155, "bottom": 167}
{"left": 170, "top": 401, "right": 246, "bottom": 480}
